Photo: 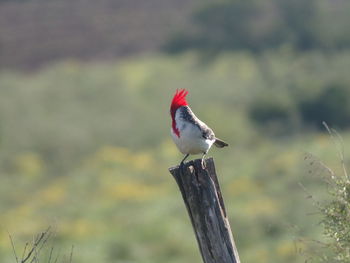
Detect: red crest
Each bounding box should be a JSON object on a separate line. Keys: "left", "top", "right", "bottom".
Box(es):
{"left": 170, "top": 89, "right": 189, "bottom": 137}
{"left": 170, "top": 89, "right": 188, "bottom": 114}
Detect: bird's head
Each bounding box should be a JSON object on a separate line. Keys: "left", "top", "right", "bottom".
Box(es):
{"left": 170, "top": 89, "right": 188, "bottom": 119}
{"left": 170, "top": 89, "right": 189, "bottom": 137}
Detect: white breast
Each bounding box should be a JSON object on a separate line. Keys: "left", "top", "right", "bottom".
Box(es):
{"left": 171, "top": 112, "right": 214, "bottom": 155}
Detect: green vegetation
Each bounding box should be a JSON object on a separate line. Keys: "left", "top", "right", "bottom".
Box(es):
{"left": 165, "top": 0, "right": 350, "bottom": 53}
{"left": 304, "top": 127, "right": 350, "bottom": 263}
{"left": 1, "top": 51, "right": 350, "bottom": 262}
{"left": 319, "top": 162, "right": 350, "bottom": 262}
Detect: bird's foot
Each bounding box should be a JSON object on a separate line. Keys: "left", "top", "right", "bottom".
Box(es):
{"left": 201, "top": 158, "right": 206, "bottom": 169}
{"left": 179, "top": 154, "right": 189, "bottom": 175}
{"left": 179, "top": 161, "right": 186, "bottom": 175}
{"left": 201, "top": 153, "right": 207, "bottom": 169}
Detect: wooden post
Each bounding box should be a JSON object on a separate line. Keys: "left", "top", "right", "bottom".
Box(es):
{"left": 169, "top": 157, "right": 240, "bottom": 263}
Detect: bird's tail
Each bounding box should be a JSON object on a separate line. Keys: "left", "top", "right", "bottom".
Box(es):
{"left": 214, "top": 138, "right": 229, "bottom": 148}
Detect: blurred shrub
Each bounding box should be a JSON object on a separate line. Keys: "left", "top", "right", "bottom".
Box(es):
{"left": 165, "top": 0, "right": 285, "bottom": 53}
{"left": 304, "top": 148, "right": 350, "bottom": 262}
{"left": 248, "top": 83, "right": 350, "bottom": 133}
{"left": 164, "top": 0, "right": 350, "bottom": 53}
{"left": 276, "top": 0, "right": 317, "bottom": 50}
{"left": 321, "top": 178, "right": 350, "bottom": 262}
{"left": 299, "top": 84, "right": 350, "bottom": 129}
{"left": 248, "top": 94, "right": 297, "bottom": 135}
{"left": 249, "top": 84, "right": 350, "bottom": 132}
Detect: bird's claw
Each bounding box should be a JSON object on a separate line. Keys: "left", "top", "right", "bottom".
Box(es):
{"left": 201, "top": 158, "right": 206, "bottom": 169}
{"left": 179, "top": 161, "right": 186, "bottom": 175}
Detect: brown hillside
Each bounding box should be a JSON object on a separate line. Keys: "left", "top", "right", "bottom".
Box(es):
{"left": 0, "top": 0, "right": 198, "bottom": 69}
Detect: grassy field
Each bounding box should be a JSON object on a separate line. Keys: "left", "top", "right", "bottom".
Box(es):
{"left": 0, "top": 51, "right": 350, "bottom": 262}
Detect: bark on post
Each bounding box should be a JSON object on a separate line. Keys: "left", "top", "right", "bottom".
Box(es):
{"left": 169, "top": 157, "right": 240, "bottom": 263}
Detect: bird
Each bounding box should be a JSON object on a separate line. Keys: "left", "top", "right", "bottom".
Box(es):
{"left": 170, "top": 89, "right": 228, "bottom": 169}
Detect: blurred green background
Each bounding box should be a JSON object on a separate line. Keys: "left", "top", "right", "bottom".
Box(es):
{"left": 1, "top": 0, "right": 350, "bottom": 262}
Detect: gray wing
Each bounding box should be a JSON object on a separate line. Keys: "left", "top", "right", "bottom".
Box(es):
{"left": 201, "top": 125, "right": 215, "bottom": 140}
{"left": 179, "top": 106, "right": 215, "bottom": 140}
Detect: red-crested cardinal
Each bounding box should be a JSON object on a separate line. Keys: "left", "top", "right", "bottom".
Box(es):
{"left": 170, "top": 89, "right": 228, "bottom": 168}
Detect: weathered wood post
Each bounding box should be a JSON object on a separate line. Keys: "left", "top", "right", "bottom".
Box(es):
{"left": 169, "top": 157, "right": 240, "bottom": 263}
